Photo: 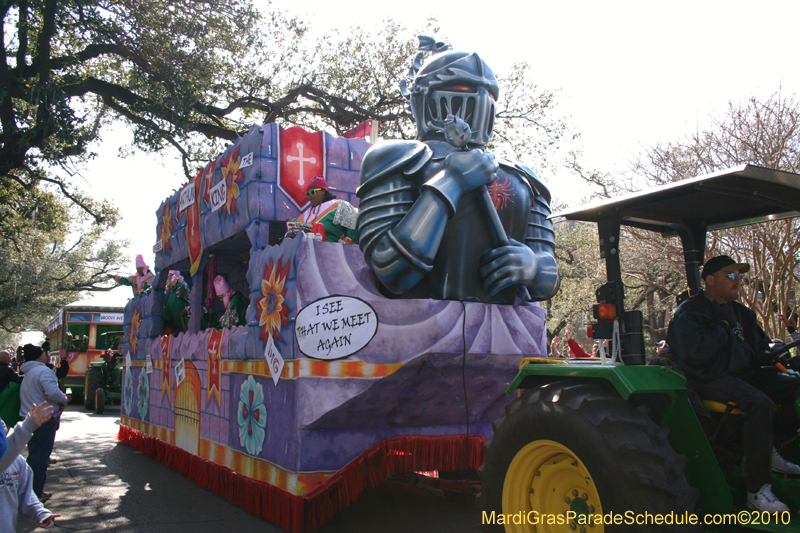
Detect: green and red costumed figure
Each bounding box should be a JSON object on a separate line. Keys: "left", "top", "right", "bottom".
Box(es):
{"left": 110, "top": 254, "right": 155, "bottom": 297}
{"left": 293, "top": 176, "right": 359, "bottom": 244}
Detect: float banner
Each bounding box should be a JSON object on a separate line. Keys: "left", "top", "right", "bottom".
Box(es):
{"left": 278, "top": 127, "right": 325, "bottom": 209}
{"left": 185, "top": 164, "right": 208, "bottom": 276}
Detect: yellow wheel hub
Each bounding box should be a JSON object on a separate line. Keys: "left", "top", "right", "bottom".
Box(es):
{"left": 501, "top": 440, "right": 603, "bottom": 532}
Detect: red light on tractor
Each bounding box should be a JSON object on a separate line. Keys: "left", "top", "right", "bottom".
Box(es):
{"left": 587, "top": 325, "right": 593, "bottom": 338}
{"left": 593, "top": 303, "right": 617, "bottom": 321}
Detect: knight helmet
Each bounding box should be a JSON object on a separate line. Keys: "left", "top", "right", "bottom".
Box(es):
{"left": 403, "top": 39, "right": 500, "bottom": 147}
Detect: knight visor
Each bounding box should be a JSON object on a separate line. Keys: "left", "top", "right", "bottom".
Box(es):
{"left": 409, "top": 51, "right": 500, "bottom": 147}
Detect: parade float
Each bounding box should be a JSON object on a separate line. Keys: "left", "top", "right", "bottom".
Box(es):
{"left": 117, "top": 40, "right": 554, "bottom": 532}
{"left": 114, "top": 34, "right": 800, "bottom": 532}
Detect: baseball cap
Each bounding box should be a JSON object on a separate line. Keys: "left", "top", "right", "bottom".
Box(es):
{"left": 701, "top": 255, "right": 750, "bottom": 279}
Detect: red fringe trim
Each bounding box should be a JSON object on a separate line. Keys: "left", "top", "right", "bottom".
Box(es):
{"left": 118, "top": 426, "right": 485, "bottom": 532}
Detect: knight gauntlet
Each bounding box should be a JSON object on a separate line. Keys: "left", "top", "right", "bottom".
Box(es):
{"left": 422, "top": 149, "right": 499, "bottom": 216}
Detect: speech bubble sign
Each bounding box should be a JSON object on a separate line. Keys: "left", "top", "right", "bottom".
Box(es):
{"left": 295, "top": 296, "right": 378, "bottom": 361}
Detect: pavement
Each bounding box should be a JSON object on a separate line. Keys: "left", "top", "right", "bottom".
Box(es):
{"left": 14, "top": 404, "right": 481, "bottom": 533}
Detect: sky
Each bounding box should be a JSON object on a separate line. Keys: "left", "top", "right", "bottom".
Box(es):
{"left": 63, "top": 0, "right": 800, "bottom": 309}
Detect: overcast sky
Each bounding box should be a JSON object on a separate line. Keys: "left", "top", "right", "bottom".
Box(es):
{"left": 69, "top": 0, "right": 800, "bottom": 308}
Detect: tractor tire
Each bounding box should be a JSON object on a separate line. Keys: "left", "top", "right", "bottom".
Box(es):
{"left": 95, "top": 387, "right": 105, "bottom": 415}
{"left": 84, "top": 367, "right": 103, "bottom": 411}
{"left": 479, "top": 380, "right": 700, "bottom": 533}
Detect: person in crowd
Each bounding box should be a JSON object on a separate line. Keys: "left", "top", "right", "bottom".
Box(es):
{"left": 667, "top": 255, "right": 800, "bottom": 512}
{"left": 550, "top": 336, "right": 561, "bottom": 358}
{"left": 288, "top": 176, "right": 359, "bottom": 244}
{"left": 213, "top": 275, "right": 247, "bottom": 328}
{"left": 0, "top": 350, "right": 19, "bottom": 394}
{"left": 1, "top": 403, "right": 54, "bottom": 475}
{"left": 18, "top": 344, "right": 68, "bottom": 501}
{"left": 54, "top": 354, "right": 69, "bottom": 382}
{"left": 566, "top": 338, "right": 592, "bottom": 358}
{"left": 1, "top": 410, "right": 57, "bottom": 530}
{"left": 108, "top": 254, "right": 155, "bottom": 296}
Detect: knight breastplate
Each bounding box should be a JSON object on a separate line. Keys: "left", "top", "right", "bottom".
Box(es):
{"left": 406, "top": 166, "right": 533, "bottom": 303}
{"left": 357, "top": 139, "right": 556, "bottom": 305}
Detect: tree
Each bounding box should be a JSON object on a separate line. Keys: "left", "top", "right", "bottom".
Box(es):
{"left": 2, "top": 3, "right": 570, "bottom": 216}
{"left": 0, "top": 182, "right": 126, "bottom": 333}
{"left": 633, "top": 91, "right": 800, "bottom": 340}
{"left": 543, "top": 217, "right": 603, "bottom": 350}
{"left": 0, "top": 331, "right": 22, "bottom": 351}
{"left": 568, "top": 90, "right": 800, "bottom": 341}
{"left": 2, "top": 2, "right": 571, "bottom": 331}
{"left": 490, "top": 61, "right": 573, "bottom": 171}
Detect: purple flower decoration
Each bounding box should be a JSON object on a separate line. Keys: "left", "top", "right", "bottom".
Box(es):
{"left": 137, "top": 369, "right": 150, "bottom": 419}
{"left": 237, "top": 376, "right": 267, "bottom": 456}
{"left": 123, "top": 369, "right": 134, "bottom": 416}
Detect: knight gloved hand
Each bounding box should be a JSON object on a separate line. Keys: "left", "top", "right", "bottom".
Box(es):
{"left": 423, "top": 150, "right": 498, "bottom": 212}
{"left": 444, "top": 149, "right": 498, "bottom": 193}
{"left": 479, "top": 239, "right": 537, "bottom": 296}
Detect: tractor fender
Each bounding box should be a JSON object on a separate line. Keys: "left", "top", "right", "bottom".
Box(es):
{"left": 506, "top": 362, "right": 734, "bottom": 518}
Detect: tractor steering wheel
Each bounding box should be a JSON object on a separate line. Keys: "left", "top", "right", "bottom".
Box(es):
{"left": 764, "top": 338, "right": 800, "bottom": 370}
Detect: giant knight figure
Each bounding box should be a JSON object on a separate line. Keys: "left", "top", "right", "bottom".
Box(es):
{"left": 356, "top": 38, "right": 559, "bottom": 304}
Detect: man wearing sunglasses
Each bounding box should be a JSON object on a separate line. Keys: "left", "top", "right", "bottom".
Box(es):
{"left": 289, "top": 176, "right": 359, "bottom": 244}
{"left": 667, "top": 255, "right": 800, "bottom": 512}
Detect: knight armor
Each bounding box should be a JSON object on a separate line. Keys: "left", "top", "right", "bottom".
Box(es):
{"left": 357, "top": 40, "right": 559, "bottom": 305}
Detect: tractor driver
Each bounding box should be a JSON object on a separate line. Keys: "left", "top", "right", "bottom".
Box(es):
{"left": 667, "top": 255, "right": 800, "bottom": 512}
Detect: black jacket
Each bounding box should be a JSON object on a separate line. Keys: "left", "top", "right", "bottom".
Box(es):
{"left": 666, "top": 291, "right": 770, "bottom": 381}
{"left": 0, "top": 361, "right": 19, "bottom": 394}
{"left": 55, "top": 359, "right": 70, "bottom": 381}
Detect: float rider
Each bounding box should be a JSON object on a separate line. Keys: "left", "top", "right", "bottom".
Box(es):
{"left": 162, "top": 270, "right": 190, "bottom": 335}
{"left": 108, "top": 254, "right": 155, "bottom": 297}
{"left": 667, "top": 255, "right": 800, "bottom": 512}
{"left": 213, "top": 275, "right": 247, "bottom": 329}
{"left": 289, "top": 176, "right": 359, "bottom": 244}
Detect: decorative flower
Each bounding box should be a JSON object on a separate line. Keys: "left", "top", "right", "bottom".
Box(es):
{"left": 488, "top": 175, "right": 516, "bottom": 211}
{"left": 129, "top": 306, "right": 141, "bottom": 355}
{"left": 137, "top": 368, "right": 150, "bottom": 419}
{"left": 237, "top": 375, "right": 267, "bottom": 456}
{"left": 220, "top": 146, "right": 244, "bottom": 216}
{"left": 257, "top": 257, "right": 291, "bottom": 343}
{"left": 159, "top": 202, "right": 173, "bottom": 253}
{"left": 123, "top": 369, "right": 134, "bottom": 416}
{"left": 159, "top": 202, "right": 174, "bottom": 253}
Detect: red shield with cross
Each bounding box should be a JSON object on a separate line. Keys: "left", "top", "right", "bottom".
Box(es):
{"left": 278, "top": 126, "right": 326, "bottom": 209}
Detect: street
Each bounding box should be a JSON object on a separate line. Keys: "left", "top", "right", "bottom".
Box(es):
{"left": 15, "top": 404, "right": 481, "bottom": 532}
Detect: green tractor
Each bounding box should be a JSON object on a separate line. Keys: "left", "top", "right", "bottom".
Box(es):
{"left": 83, "top": 331, "right": 124, "bottom": 415}
{"left": 479, "top": 165, "right": 800, "bottom": 532}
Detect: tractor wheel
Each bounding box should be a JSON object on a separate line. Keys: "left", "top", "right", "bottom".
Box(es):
{"left": 95, "top": 387, "right": 106, "bottom": 415}
{"left": 479, "top": 380, "right": 700, "bottom": 532}
{"left": 84, "top": 367, "right": 103, "bottom": 411}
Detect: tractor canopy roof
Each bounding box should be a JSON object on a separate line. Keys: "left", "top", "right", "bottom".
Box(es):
{"left": 554, "top": 164, "right": 800, "bottom": 236}
{"left": 554, "top": 164, "right": 800, "bottom": 294}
